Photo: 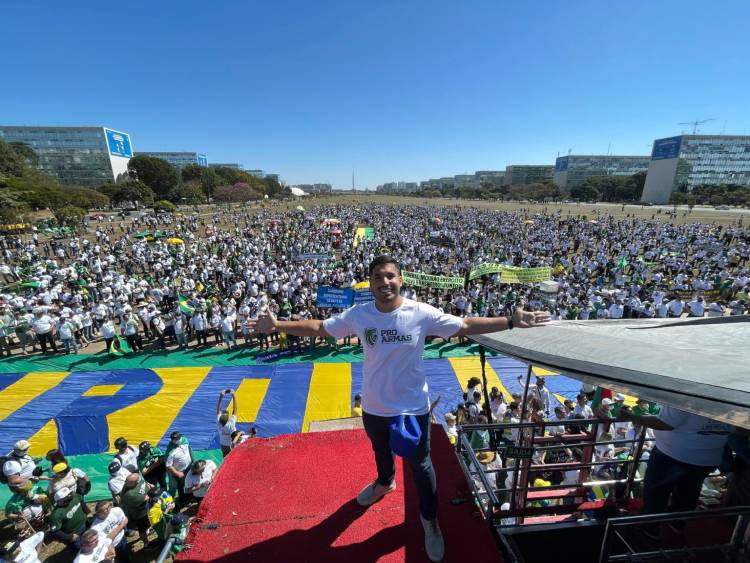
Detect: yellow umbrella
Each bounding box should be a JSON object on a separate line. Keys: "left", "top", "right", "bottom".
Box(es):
{"left": 167, "top": 237, "right": 184, "bottom": 245}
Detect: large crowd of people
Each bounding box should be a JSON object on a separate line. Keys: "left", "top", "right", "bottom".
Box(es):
{"left": 1, "top": 201, "right": 749, "bottom": 561}
{"left": 1, "top": 388, "right": 245, "bottom": 562}
{"left": 0, "top": 203, "right": 748, "bottom": 358}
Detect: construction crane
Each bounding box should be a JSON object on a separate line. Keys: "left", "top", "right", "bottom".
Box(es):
{"left": 678, "top": 118, "right": 715, "bottom": 134}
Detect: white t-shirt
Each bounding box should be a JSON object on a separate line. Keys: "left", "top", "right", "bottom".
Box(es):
{"left": 107, "top": 468, "right": 131, "bottom": 497}
{"left": 218, "top": 415, "right": 237, "bottom": 447}
{"left": 166, "top": 444, "right": 192, "bottom": 472}
{"left": 10, "top": 531, "right": 44, "bottom": 563}
{"left": 115, "top": 446, "right": 139, "bottom": 473}
{"left": 654, "top": 406, "right": 731, "bottom": 466}
{"left": 91, "top": 506, "right": 127, "bottom": 547}
{"left": 3, "top": 454, "right": 36, "bottom": 480}
{"left": 183, "top": 460, "right": 217, "bottom": 498}
{"left": 323, "top": 298, "right": 463, "bottom": 416}
{"left": 73, "top": 533, "right": 112, "bottom": 563}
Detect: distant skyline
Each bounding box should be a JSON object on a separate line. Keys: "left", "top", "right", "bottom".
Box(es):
{"left": 2, "top": 1, "right": 749, "bottom": 188}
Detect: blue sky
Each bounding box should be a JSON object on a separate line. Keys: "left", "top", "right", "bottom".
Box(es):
{"left": 2, "top": 1, "right": 749, "bottom": 188}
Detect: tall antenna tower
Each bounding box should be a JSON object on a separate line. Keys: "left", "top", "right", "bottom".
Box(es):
{"left": 352, "top": 169, "right": 355, "bottom": 191}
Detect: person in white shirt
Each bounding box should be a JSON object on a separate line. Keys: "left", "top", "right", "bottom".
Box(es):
{"left": 529, "top": 377, "right": 551, "bottom": 416}
{"left": 3, "top": 440, "right": 41, "bottom": 487}
{"left": 0, "top": 531, "right": 44, "bottom": 563}
{"left": 620, "top": 405, "right": 731, "bottom": 518}
{"left": 183, "top": 459, "right": 218, "bottom": 500}
{"left": 252, "top": 255, "right": 549, "bottom": 563}
{"left": 73, "top": 529, "right": 114, "bottom": 563}
{"left": 32, "top": 310, "right": 57, "bottom": 353}
{"left": 113, "top": 438, "right": 139, "bottom": 472}
{"left": 706, "top": 301, "right": 724, "bottom": 317}
{"left": 666, "top": 298, "right": 684, "bottom": 318}
{"left": 572, "top": 393, "right": 594, "bottom": 419}
{"left": 106, "top": 461, "right": 131, "bottom": 502}
{"left": 217, "top": 389, "right": 238, "bottom": 456}
{"left": 90, "top": 500, "right": 128, "bottom": 560}
{"left": 165, "top": 432, "right": 193, "bottom": 505}
{"left": 687, "top": 296, "right": 705, "bottom": 317}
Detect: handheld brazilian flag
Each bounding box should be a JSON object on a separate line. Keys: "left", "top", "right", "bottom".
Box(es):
{"left": 109, "top": 335, "right": 132, "bottom": 357}
{"left": 178, "top": 293, "right": 194, "bottom": 315}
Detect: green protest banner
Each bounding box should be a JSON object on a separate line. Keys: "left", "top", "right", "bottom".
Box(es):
{"left": 468, "top": 263, "right": 505, "bottom": 280}
{"left": 402, "top": 271, "right": 465, "bottom": 289}
{"left": 468, "top": 264, "right": 552, "bottom": 283}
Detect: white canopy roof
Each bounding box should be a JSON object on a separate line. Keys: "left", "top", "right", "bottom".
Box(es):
{"left": 469, "top": 317, "right": 750, "bottom": 429}
{"left": 290, "top": 187, "right": 308, "bottom": 197}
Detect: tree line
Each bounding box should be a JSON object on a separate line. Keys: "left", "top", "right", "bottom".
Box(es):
{"left": 0, "top": 140, "right": 291, "bottom": 225}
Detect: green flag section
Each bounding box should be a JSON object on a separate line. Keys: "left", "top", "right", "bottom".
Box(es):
{"left": 0, "top": 341, "right": 486, "bottom": 374}
{"left": 108, "top": 335, "right": 132, "bottom": 357}
{"left": 0, "top": 449, "right": 223, "bottom": 510}
{"left": 178, "top": 293, "right": 195, "bottom": 315}
{"left": 402, "top": 271, "right": 465, "bottom": 289}
{"left": 468, "top": 264, "right": 552, "bottom": 283}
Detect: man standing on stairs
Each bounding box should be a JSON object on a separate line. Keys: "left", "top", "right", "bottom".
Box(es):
{"left": 253, "top": 255, "right": 549, "bottom": 562}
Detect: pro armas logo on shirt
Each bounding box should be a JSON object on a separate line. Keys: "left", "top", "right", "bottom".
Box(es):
{"left": 365, "top": 328, "right": 378, "bottom": 347}
{"left": 365, "top": 327, "right": 413, "bottom": 345}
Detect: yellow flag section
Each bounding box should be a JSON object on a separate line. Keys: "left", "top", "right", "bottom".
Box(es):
{"left": 301, "top": 363, "right": 352, "bottom": 432}
{"left": 0, "top": 372, "right": 69, "bottom": 420}
{"left": 106, "top": 367, "right": 211, "bottom": 452}
{"left": 0, "top": 372, "right": 69, "bottom": 456}
{"left": 448, "top": 357, "right": 513, "bottom": 404}
{"left": 235, "top": 378, "right": 271, "bottom": 423}
{"left": 353, "top": 227, "right": 367, "bottom": 248}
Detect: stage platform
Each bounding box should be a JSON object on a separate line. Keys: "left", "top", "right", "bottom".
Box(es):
{"left": 178, "top": 425, "right": 503, "bottom": 562}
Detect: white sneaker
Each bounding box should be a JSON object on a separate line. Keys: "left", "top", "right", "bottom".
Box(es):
{"left": 420, "top": 514, "right": 444, "bottom": 562}
{"left": 356, "top": 479, "right": 396, "bottom": 506}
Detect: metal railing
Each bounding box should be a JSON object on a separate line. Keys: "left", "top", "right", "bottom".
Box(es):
{"left": 456, "top": 417, "right": 652, "bottom": 527}
{"left": 599, "top": 506, "right": 750, "bottom": 563}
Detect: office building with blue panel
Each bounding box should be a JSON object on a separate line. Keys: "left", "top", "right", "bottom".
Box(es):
{"left": 553, "top": 155, "right": 650, "bottom": 192}
{"left": 503, "top": 165, "right": 554, "bottom": 186}
{"left": 0, "top": 125, "right": 133, "bottom": 186}
{"left": 641, "top": 135, "right": 750, "bottom": 203}
{"left": 134, "top": 151, "right": 208, "bottom": 169}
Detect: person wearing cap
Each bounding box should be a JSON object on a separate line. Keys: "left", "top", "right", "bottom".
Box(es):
{"left": 90, "top": 500, "right": 129, "bottom": 562}
{"left": 107, "top": 461, "right": 132, "bottom": 503}
{"left": 611, "top": 393, "right": 626, "bottom": 418}
{"left": 120, "top": 472, "right": 156, "bottom": 548}
{"left": 352, "top": 393, "right": 363, "bottom": 417}
{"left": 138, "top": 441, "right": 167, "bottom": 489}
{"left": 3, "top": 440, "right": 43, "bottom": 487}
{"left": 165, "top": 432, "right": 192, "bottom": 504}
{"left": 217, "top": 390, "right": 238, "bottom": 457}
{"left": 47, "top": 463, "right": 90, "bottom": 509}
{"left": 114, "top": 437, "right": 139, "bottom": 473}
{"left": 49, "top": 486, "right": 87, "bottom": 548}
{"left": 183, "top": 458, "right": 218, "bottom": 502}
{"left": 252, "top": 255, "right": 549, "bottom": 563}
{"left": 72, "top": 528, "right": 116, "bottom": 563}
{"left": 5, "top": 480, "right": 48, "bottom": 529}
{"left": 0, "top": 531, "right": 45, "bottom": 563}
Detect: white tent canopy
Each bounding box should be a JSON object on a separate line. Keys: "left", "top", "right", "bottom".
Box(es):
{"left": 469, "top": 317, "right": 750, "bottom": 429}
{"left": 290, "top": 187, "right": 308, "bottom": 197}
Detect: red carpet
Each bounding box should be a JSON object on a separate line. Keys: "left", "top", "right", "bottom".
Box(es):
{"left": 178, "top": 425, "right": 503, "bottom": 562}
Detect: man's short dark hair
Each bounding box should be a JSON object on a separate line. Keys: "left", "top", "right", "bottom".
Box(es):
{"left": 368, "top": 255, "right": 400, "bottom": 277}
